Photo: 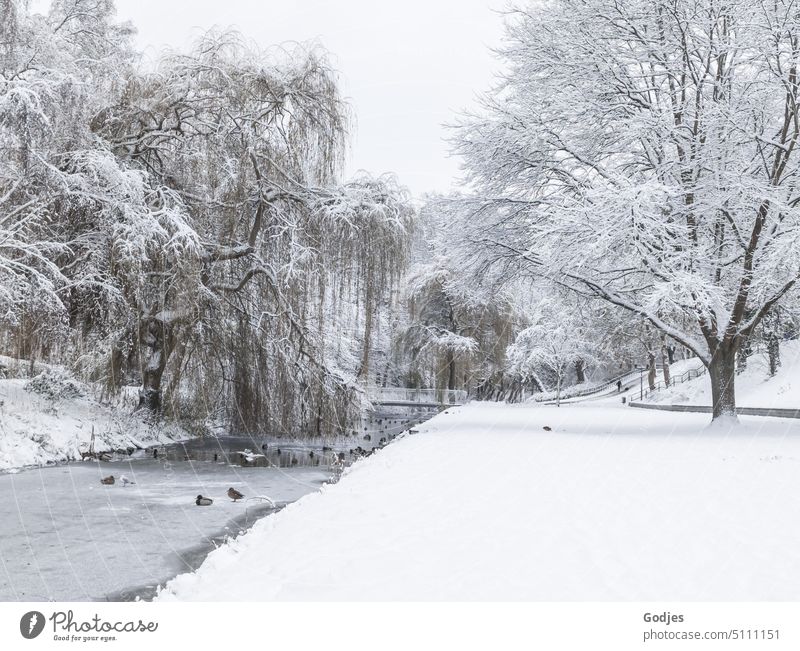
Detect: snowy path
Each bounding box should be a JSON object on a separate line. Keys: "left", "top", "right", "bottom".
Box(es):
{"left": 158, "top": 402, "right": 800, "bottom": 601}
{"left": 537, "top": 359, "right": 704, "bottom": 406}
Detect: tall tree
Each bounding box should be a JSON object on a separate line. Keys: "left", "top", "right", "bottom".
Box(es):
{"left": 0, "top": 0, "right": 135, "bottom": 363}
{"left": 454, "top": 0, "right": 800, "bottom": 421}
{"left": 0, "top": 2, "right": 415, "bottom": 436}
{"left": 506, "top": 297, "right": 598, "bottom": 406}
{"left": 397, "top": 199, "right": 519, "bottom": 395}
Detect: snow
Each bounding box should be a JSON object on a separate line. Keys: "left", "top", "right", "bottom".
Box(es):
{"left": 156, "top": 401, "right": 800, "bottom": 600}
{"left": 0, "top": 373, "right": 187, "bottom": 472}
{"left": 647, "top": 340, "right": 800, "bottom": 408}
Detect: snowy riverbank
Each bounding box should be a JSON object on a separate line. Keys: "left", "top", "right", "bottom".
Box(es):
{"left": 156, "top": 401, "right": 800, "bottom": 600}
{"left": 0, "top": 372, "right": 188, "bottom": 472}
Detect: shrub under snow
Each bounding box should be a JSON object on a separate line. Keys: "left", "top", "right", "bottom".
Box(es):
{"left": 25, "top": 368, "right": 86, "bottom": 401}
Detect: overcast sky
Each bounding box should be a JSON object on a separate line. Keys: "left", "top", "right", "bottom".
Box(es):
{"left": 66, "top": 1, "right": 510, "bottom": 196}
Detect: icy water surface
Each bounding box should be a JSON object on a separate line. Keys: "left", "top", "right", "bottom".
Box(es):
{"left": 0, "top": 451, "right": 329, "bottom": 601}
{"left": 0, "top": 414, "right": 423, "bottom": 601}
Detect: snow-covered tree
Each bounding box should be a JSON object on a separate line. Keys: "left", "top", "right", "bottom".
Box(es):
{"left": 402, "top": 258, "right": 481, "bottom": 390}
{"left": 0, "top": 1, "right": 416, "bottom": 437}
{"left": 396, "top": 198, "right": 520, "bottom": 395}
{"left": 507, "top": 298, "right": 597, "bottom": 405}
{"left": 0, "top": 0, "right": 134, "bottom": 363}
{"left": 454, "top": 0, "right": 800, "bottom": 421}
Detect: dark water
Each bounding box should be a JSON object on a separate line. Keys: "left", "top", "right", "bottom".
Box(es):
{"left": 152, "top": 412, "right": 429, "bottom": 468}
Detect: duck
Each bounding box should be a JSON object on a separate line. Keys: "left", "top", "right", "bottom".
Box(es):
{"left": 119, "top": 475, "right": 135, "bottom": 486}
{"left": 100, "top": 475, "right": 115, "bottom": 485}
{"left": 227, "top": 487, "right": 245, "bottom": 502}
{"left": 196, "top": 495, "right": 213, "bottom": 506}
{"left": 543, "top": 425, "right": 552, "bottom": 431}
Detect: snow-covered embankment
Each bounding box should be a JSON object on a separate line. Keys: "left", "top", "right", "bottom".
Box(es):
{"left": 647, "top": 340, "right": 800, "bottom": 408}
{"left": 0, "top": 365, "right": 187, "bottom": 471}
{"left": 157, "top": 401, "right": 800, "bottom": 600}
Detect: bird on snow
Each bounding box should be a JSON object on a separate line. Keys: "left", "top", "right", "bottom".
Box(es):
{"left": 100, "top": 475, "right": 115, "bottom": 485}
{"left": 543, "top": 426, "right": 552, "bottom": 431}
{"left": 195, "top": 495, "right": 213, "bottom": 506}
{"left": 227, "top": 487, "right": 245, "bottom": 502}
{"left": 119, "top": 475, "right": 135, "bottom": 486}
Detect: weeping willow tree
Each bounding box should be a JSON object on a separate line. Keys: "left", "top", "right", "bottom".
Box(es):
{"left": 400, "top": 257, "right": 519, "bottom": 395}
{"left": 312, "top": 174, "right": 414, "bottom": 381}
{"left": 183, "top": 172, "right": 414, "bottom": 436}
{"left": 1, "top": 1, "right": 415, "bottom": 437}
{"left": 86, "top": 33, "right": 415, "bottom": 435}
{"left": 396, "top": 199, "right": 520, "bottom": 397}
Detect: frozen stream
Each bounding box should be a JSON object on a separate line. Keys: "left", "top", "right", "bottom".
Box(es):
{"left": 0, "top": 413, "right": 423, "bottom": 601}
{"left": 0, "top": 448, "right": 328, "bottom": 601}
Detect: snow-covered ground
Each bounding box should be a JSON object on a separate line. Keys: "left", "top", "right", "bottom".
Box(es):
{"left": 157, "top": 401, "right": 800, "bottom": 600}
{"left": 0, "top": 371, "right": 187, "bottom": 472}
{"left": 647, "top": 340, "right": 800, "bottom": 408}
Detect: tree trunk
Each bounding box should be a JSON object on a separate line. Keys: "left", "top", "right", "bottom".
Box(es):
{"left": 709, "top": 345, "right": 737, "bottom": 421}
{"left": 647, "top": 352, "right": 656, "bottom": 390}
{"left": 767, "top": 334, "right": 780, "bottom": 376}
{"left": 357, "top": 273, "right": 375, "bottom": 380}
{"left": 358, "top": 306, "right": 373, "bottom": 380}
{"left": 555, "top": 373, "right": 562, "bottom": 407}
{"left": 737, "top": 335, "right": 752, "bottom": 374}
{"left": 137, "top": 320, "right": 172, "bottom": 414}
{"left": 139, "top": 350, "right": 165, "bottom": 412}
{"left": 574, "top": 359, "right": 586, "bottom": 383}
{"left": 446, "top": 348, "right": 456, "bottom": 391}
{"left": 661, "top": 343, "right": 671, "bottom": 386}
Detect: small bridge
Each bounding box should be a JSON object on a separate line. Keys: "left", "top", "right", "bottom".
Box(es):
{"left": 366, "top": 387, "right": 468, "bottom": 409}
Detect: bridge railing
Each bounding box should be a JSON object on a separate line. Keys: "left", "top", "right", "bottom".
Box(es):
{"left": 365, "top": 387, "right": 468, "bottom": 405}
{"left": 638, "top": 364, "right": 707, "bottom": 400}
{"left": 530, "top": 367, "right": 646, "bottom": 402}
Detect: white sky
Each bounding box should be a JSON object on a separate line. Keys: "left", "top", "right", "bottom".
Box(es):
{"left": 42, "top": 1, "right": 510, "bottom": 196}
